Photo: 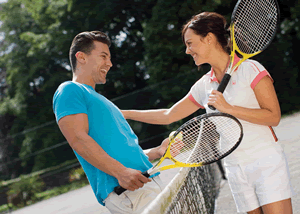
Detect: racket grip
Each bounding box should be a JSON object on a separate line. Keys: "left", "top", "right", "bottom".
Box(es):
{"left": 208, "top": 105, "right": 216, "bottom": 110}
{"left": 217, "top": 73, "right": 231, "bottom": 93}
{"left": 208, "top": 73, "right": 232, "bottom": 110}
{"left": 141, "top": 171, "right": 151, "bottom": 178}
{"left": 114, "top": 186, "right": 127, "bottom": 195}
{"left": 113, "top": 171, "right": 151, "bottom": 195}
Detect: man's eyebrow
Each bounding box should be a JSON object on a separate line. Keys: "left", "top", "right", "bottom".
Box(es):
{"left": 100, "top": 51, "right": 111, "bottom": 58}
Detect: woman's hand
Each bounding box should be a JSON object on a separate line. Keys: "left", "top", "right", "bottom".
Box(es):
{"left": 207, "top": 90, "right": 232, "bottom": 113}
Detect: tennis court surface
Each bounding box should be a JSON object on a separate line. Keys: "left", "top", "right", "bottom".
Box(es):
{"left": 11, "top": 112, "right": 300, "bottom": 214}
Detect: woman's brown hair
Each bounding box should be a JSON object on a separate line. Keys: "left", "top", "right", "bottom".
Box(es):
{"left": 182, "top": 12, "right": 230, "bottom": 53}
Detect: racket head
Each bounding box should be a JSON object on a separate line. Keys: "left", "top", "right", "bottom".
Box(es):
{"left": 231, "top": 0, "right": 280, "bottom": 55}
{"left": 166, "top": 112, "right": 243, "bottom": 166}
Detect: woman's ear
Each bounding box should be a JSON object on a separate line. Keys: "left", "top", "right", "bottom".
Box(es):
{"left": 206, "top": 32, "right": 215, "bottom": 45}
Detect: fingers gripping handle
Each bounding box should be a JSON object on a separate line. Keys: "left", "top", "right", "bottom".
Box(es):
{"left": 141, "top": 171, "right": 151, "bottom": 177}
{"left": 208, "top": 73, "right": 232, "bottom": 110}
{"left": 113, "top": 171, "right": 151, "bottom": 195}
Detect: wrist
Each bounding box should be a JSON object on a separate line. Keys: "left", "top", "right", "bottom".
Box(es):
{"left": 109, "top": 162, "right": 127, "bottom": 179}
{"left": 146, "top": 147, "right": 162, "bottom": 162}
{"left": 224, "top": 104, "right": 235, "bottom": 115}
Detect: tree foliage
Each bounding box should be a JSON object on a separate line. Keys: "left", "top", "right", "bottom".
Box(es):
{"left": 0, "top": 0, "right": 299, "bottom": 179}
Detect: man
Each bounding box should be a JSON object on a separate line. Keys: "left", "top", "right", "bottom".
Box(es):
{"left": 53, "top": 31, "right": 168, "bottom": 213}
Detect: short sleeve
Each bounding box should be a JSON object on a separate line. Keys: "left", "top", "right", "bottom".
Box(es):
{"left": 188, "top": 79, "right": 205, "bottom": 109}
{"left": 53, "top": 82, "right": 88, "bottom": 122}
{"left": 244, "top": 60, "right": 273, "bottom": 90}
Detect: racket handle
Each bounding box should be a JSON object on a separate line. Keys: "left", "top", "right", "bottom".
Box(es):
{"left": 141, "top": 171, "right": 151, "bottom": 178}
{"left": 208, "top": 73, "right": 232, "bottom": 110}
{"left": 113, "top": 186, "right": 127, "bottom": 195}
{"left": 113, "top": 171, "right": 151, "bottom": 195}
{"left": 208, "top": 105, "right": 216, "bottom": 110}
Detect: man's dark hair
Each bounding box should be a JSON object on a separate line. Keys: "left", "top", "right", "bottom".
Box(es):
{"left": 69, "top": 31, "right": 111, "bottom": 72}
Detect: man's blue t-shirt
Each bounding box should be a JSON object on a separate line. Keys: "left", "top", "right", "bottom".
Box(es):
{"left": 53, "top": 81, "right": 153, "bottom": 205}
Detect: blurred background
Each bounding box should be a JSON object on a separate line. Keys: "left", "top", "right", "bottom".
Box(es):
{"left": 0, "top": 0, "right": 299, "bottom": 211}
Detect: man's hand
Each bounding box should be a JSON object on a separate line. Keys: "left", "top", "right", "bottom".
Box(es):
{"left": 145, "top": 137, "right": 169, "bottom": 162}
{"left": 158, "top": 134, "right": 184, "bottom": 158}
{"left": 169, "top": 132, "right": 184, "bottom": 157}
{"left": 146, "top": 134, "right": 185, "bottom": 162}
{"left": 157, "top": 137, "right": 170, "bottom": 157}
{"left": 116, "top": 168, "right": 151, "bottom": 191}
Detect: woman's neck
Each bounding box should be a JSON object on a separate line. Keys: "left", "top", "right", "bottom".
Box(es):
{"left": 210, "top": 51, "right": 230, "bottom": 82}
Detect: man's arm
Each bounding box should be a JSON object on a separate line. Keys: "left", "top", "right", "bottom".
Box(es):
{"left": 58, "top": 113, "right": 151, "bottom": 191}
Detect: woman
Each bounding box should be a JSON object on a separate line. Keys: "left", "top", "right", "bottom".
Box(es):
{"left": 121, "top": 12, "right": 293, "bottom": 214}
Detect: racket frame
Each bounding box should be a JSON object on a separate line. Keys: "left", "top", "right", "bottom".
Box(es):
{"left": 209, "top": 0, "right": 280, "bottom": 110}
{"left": 148, "top": 130, "right": 204, "bottom": 175}
{"left": 114, "top": 112, "right": 243, "bottom": 195}
{"left": 162, "top": 113, "right": 243, "bottom": 167}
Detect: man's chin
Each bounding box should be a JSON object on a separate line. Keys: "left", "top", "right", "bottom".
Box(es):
{"left": 97, "top": 80, "right": 106, "bottom": 85}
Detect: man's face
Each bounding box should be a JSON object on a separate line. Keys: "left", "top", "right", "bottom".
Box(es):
{"left": 85, "top": 41, "right": 112, "bottom": 84}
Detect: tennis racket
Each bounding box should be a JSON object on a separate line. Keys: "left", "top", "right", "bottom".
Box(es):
{"left": 114, "top": 112, "right": 243, "bottom": 195}
{"left": 209, "top": 0, "right": 280, "bottom": 110}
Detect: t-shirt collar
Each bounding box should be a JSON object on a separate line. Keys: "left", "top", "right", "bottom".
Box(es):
{"left": 72, "top": 81, "right": 95, "bottom": 91}
{"left": 210, "top": 54, "right": 241, "bottom": 83}
{"left": 82, "top": 83, "right": 95, "bottom": 91}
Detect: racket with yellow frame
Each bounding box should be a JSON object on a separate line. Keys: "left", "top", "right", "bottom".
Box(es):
{"left": 114, "top": 112, "right": 243, "bottom": 195}
{"left": 209, "top": 0, "right": 280, "bottom": 110}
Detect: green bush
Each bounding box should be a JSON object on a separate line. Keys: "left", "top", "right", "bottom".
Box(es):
{"left": 3, "top": 166, "right": 89, "bottom": 211}
{"left": 69, "top": 167, "right": 86, "bottom": 182}
{"left": 0, "top": 203, "right": 12, "bottom": 212}
{"left": 6, "top": 175, "right": 45, "bottom": 208}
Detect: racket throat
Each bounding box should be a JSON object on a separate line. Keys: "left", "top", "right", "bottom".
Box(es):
{"left": 146, "top": 167, "right": 160, "bottom": 176}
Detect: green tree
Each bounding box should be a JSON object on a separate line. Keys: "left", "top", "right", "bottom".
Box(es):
{"left": 0, "top": 0, "right": 74, "bottom": 178}
{"left": 143, "top": 0, "right": 300, "bottom": 116}
{"left": 136, "top": 0, "right": 233, "bottom": 142}
{"left": 0, "top": 0, "right": 156, "bottom": 178}
{"left": 0, "top": 0, "right": 299, "bottom": 181}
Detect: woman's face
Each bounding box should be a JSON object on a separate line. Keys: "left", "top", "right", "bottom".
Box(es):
{"left": 184, "top": 28, "right": 211, "bottom": 66}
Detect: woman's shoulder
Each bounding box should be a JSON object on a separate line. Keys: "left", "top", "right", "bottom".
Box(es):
{"left": 192, "top": 71, "right": 210, "bottom": 86}
{"left": 241, "top": 59, "right": 266, "bottom": 72}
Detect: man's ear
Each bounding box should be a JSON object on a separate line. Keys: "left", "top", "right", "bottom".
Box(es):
{"left": 75, "top": 51, "right": 86, "bottom": 64}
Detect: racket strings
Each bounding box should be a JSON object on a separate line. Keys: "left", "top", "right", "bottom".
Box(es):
{"left": 170, "top": 116, "right": 242, "bottom": 165}
{"left": 233, "top": 0, "right": 278, "bottom": 54}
